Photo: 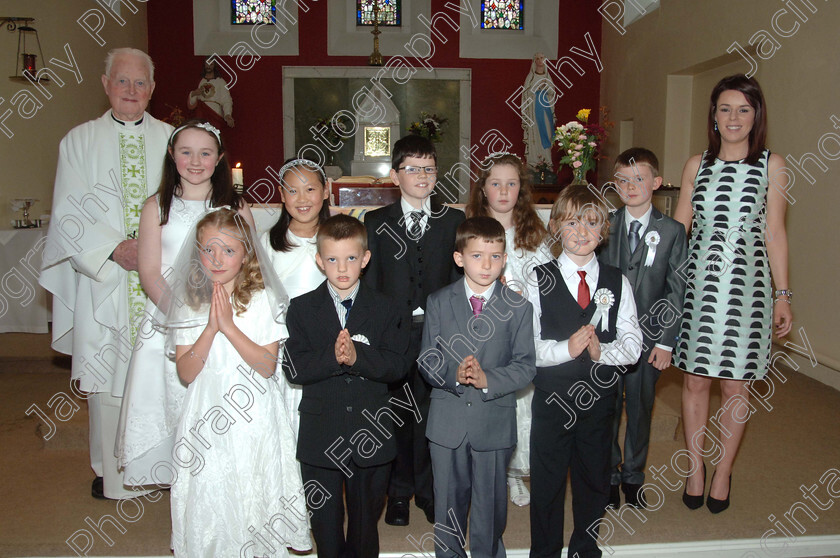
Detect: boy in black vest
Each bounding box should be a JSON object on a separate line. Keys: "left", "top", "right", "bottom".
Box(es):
{"left": 526, "top": 186, "right": 642, "bottom": 558}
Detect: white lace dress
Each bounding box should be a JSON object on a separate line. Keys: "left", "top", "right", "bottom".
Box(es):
{"left": 171, "top": 290, "right": 311, "bottom": 557}
{"left": 260, "top": 230, "right": 325, "bottom": 437}
{"left": 503, "top": 227, "right": 552, "bottom": 476}
{"left": 116, "top": 197, "right": 209, "bottom": 485}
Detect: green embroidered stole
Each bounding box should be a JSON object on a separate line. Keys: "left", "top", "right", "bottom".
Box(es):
{"left": 118, "top": 131, "right": 149, "bottom": 345}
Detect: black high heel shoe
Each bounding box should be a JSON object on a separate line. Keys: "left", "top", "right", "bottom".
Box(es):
{"left": 706, "top": 472, "right": 731, "bottom": 514}
{"left": 682, "top": 461, "right": 706, "bottom": 510}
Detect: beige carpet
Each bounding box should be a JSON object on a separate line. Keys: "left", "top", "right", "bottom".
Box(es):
{"left": 1, "top": 332, "right": 840, "bottom": 556}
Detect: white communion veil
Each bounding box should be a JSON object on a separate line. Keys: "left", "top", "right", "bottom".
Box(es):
{"left": 152, "top": 206, "right": 290, "bottom": 359}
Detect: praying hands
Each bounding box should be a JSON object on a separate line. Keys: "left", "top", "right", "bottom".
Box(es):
{"left": 457, "top": 355, "right": 488, "bottom": 389}
{"left": 334, "top": 328, "right": 357, "bottom": 366}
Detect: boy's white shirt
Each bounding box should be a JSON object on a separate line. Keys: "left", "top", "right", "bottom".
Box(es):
{"left": 525, "top": 251, "right": 642, "bottom": 368}
{"left": 400, "top": 196, "right": 431, "bottom": 232}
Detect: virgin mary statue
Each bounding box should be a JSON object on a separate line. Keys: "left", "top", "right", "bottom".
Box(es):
{"left": 521, "top": 53, "right": 558, "bottom": 170}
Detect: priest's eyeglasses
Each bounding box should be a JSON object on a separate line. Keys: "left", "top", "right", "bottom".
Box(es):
{"left": 398, "top": 166, "right": 438, "bottom": 175}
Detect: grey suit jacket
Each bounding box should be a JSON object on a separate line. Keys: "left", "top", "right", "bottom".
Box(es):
{"left": 417, "top": 279, "right": 535, "bottom": 452}
{"left": 599, "top": 207, "right": 688, "bottom": 352}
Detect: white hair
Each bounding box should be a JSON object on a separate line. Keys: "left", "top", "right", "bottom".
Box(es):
{"left": 104, "top": 48, "right": 155, "bottom": 82}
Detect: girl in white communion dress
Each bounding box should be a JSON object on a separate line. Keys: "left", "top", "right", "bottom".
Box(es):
{"left": 260, "top": 158, "right": 331, "bottom": 437}
{"left": 168, "top": 209, "right": 310, "bottom": 557}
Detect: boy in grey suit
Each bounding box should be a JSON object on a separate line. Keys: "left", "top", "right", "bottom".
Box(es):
{"left": 599, "top": 148, "right": 687, "bottom": 509}
{"left": 418, "top": 217, "right": 536, "bottom": 558}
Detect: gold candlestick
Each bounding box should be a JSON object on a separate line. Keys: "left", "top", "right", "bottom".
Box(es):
{"left": 369, "top": 2, "right": 383, "bottom": 66}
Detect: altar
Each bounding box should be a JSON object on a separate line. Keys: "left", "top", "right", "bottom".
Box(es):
{"left": 281, "top": 67, "right": 472, "bottom": 203}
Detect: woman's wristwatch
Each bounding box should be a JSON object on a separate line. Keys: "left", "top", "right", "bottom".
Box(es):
{"left": 774, "top": 289, "right": 793, "bottom": 304}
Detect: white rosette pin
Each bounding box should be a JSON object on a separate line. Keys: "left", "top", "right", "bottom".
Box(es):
{"left": 644, "top": 230, "right": 660, "bottom": 267}
{"left": 589, "top": 288, "right": 615, "bottom": 331}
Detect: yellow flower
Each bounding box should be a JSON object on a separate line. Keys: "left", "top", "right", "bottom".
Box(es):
{"left": 577, "top": 108, "right": 591, "bottom": 123}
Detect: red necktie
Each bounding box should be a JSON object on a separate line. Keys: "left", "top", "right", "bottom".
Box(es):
{"left": 577, "top": 270, "right": 590, "bottom": 309}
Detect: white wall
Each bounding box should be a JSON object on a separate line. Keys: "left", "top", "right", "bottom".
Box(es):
{"left": 0, "top": 0, "right": 148, "bottom": 227}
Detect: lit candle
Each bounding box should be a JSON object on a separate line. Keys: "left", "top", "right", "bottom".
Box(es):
{"left": 232, "top": 163, "right": 243, "bottom": 185}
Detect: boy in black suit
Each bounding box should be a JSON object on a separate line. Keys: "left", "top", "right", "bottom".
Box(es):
{"left": 363, "top": 135, "right": 465, "bottom": 526}
{"left": 285, "top": 214, "right": 411, "bottom": 558}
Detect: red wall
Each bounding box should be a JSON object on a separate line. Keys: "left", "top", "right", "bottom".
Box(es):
{"left": 147, "top": 1, "right": 601, "bottom": 201}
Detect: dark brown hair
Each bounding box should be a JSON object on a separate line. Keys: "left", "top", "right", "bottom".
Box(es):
{"left": 547, "top": 186, "right": 610, "bottom": 258}
{"left": 455, "top": 216, "right": 506, "bottom": 254}
{"left": 614, "top": 147, "right": 660, "bottom": 177}
{"left": 156, "top": 119, "right": 242, "bottom": 225}
{"left": 392, "top": 135, "right": 437, "bottom": 169}
{"left": 705, "top": 74, "right": 768, "bottom": 166}
{"left": 465, "top": 153, "right": 546, "bottom": 252}
{"left": 316, "top": 214, "right": 367, "bottom": 253}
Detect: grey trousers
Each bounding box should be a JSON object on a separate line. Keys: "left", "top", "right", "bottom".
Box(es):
{"left": 610, "top": 358, "right": 662, "bottom": 485}
{"left": 429, "top": 440, "right": 512, "bottom": 558}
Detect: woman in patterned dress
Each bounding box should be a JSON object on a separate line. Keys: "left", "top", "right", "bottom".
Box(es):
{"left": 673, "top": 75, "right": 793, "bottom": 513}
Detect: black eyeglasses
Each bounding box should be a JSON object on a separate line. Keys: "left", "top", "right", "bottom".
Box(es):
{"left": 398, "top": 166, "right": 438, "bottom": 175}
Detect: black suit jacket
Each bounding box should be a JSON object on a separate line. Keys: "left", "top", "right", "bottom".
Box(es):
{"left": 284, "top": 282, "right": 411, "bottom": 469}
{"left": 363, "top": 199, "right": 465, "bottom": 313}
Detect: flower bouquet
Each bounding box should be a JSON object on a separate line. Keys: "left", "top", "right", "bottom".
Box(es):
{"left": 554, "top": 107, "right": 611, "bottom": 185}
{"left": 408, "top": 112, "right": 448, "bottom": 143}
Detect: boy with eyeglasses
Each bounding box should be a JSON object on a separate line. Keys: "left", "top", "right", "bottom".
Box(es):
{"left": 363, "top": 135, "right": 465, "bottom": 526}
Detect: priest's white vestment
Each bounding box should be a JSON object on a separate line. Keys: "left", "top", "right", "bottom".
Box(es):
{"left": 39, "top": 110, "right": 173, "bottom": 499}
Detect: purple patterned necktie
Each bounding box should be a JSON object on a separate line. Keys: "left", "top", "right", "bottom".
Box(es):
{"left": 469, "top": 295, "right": 484, "bottom": 316}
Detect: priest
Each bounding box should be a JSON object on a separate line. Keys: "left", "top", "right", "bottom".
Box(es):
{"left": 39, "top": 48, "right": 173, "bottom": 500}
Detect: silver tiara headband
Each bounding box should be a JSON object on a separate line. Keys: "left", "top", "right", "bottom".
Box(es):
{"left": 483, "top": 151, "right": 522, "bottom": 164}
{"left": 169, "top": 122, "right": 222, "bottom": 146}
{"left": 278, "top": 159, "right": 327, "bottom": 185}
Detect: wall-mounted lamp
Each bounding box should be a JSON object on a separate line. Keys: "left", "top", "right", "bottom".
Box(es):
{"left": 2, "top": 17, "right": 49, "bottom": 83}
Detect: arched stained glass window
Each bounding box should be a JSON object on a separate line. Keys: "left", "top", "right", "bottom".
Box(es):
{"left": 231, "top": 0, "right": 276, "bottom": 24}
{"left": 481, "top": 1, "right": 524, "bottom": 30}
{"left": 357, "top": 0, "right": 401, "bottom": 26}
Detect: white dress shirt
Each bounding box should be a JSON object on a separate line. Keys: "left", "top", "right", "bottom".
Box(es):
{"left": 525, "top": 252, "right": 642, "bottom": 368}
{"left": 400, "top": 197, "right": 431, "bottom": 237}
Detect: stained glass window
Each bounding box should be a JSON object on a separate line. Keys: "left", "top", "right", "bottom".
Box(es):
{"left": 232, "top": 0, "right": 276, "bottom": 25}
{"left": 481, "top": 1, "right": 524, "bottom": 30}
{"left": 357, "top": 0, "right": 401, "bottom": 26}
